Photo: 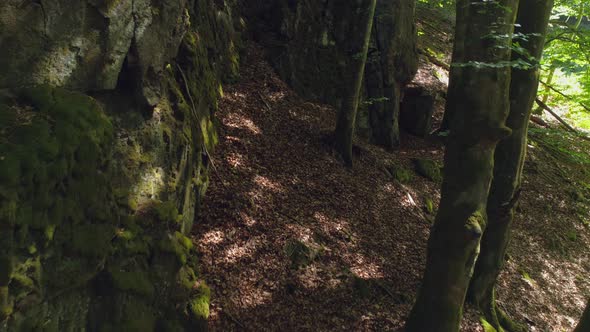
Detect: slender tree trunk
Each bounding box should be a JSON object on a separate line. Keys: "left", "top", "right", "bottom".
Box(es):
{"left": 575, "top": 299, "right": 590, "bottom": 332}
{"left": 438, "top": 0, "right": 468, "bottom": 133}
{"left": 333, "top": 0, "right": 377, "bottom": 166}
{"left": 405, "top": 1, "right": 518, "bottom": 331}
{"left": 365, "top": 0, "right": 417, "bottom": 149}
{"left": 467, "top": 2, "right": 553, "bottom": 331}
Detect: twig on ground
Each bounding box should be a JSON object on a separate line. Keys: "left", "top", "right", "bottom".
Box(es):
{"left": 223, "top": 308, "right": 247, "bottom": 330}
{"left": 257, "top": 91, "right": 271, "bottom": 111}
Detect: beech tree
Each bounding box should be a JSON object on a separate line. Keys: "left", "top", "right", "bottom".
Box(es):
{"left": 405, "top": 1, "right": 519, "bottom": 330}
{"left": 333, "top": 0, "right": 377, "bottom": 166}
{"left": 467, "top": 1, "right": 554, "bottom": 331}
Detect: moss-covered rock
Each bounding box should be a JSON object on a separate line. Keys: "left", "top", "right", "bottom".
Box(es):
{"left": 284, "top": 239, "right": 323, "bottom": 269}
{"left": 70, "top": 224, "right": 116, "bottom": 258}
{"left": 108, "top": 268, "right": 155, "bottom": 298}
{"left": 0, "top": 0, "right": 242, "bottom": 329}
{"left": 412, "top": 158, "right": 443, "bottom": 183}
{"left": 189, "top": 284, "right": 211, "bottom": 329}
{"left": 388, "top": 164, "right": 415, "bottom": 183}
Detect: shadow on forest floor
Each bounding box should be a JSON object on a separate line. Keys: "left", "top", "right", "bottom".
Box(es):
{"left": 194, "top": 42, "right": 590, "bottom": 332}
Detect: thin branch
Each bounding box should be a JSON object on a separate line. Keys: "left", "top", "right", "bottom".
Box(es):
{"left": 417, "top": 47, "right": 450, "bottom": 70}
{"left": 538, "top": 80, "right": 590, "bottom": 112}
{"left": 535, "top": 98, "right": 578, "bottom": 133}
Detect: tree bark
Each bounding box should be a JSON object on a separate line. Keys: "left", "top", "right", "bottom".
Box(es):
{"left": 467, "top": 1, "right": 553, "bottom": 331}
{"left": 575, "top": 299, "right": 590, "bottom": 332}
{"left": 333, "top": 0, "right": 377, "bottom": 166}
{"left": 365, "top": 0, "right": 417, "bottom": 149}
{"left": 405, "top": 1, "right": 518, "bottom": 331}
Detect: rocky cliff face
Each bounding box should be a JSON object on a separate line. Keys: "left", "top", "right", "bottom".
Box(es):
{"left": 245, "top": 0, "right": 418, "bottom": 148}
{"left": 0, "top": 1, "right": 241, "bottom": 330}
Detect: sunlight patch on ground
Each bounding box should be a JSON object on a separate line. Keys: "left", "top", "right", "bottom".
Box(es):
{"left": 224, "top": 113, "right": 262, "bottom": 134}
{"left": 269, "top": 91, "right": 287, "bottom": 102}
{"left": 222, "top": 237, "right": 261, "bottom": 264}
{"left": 253, "top": 175, "right": 284, "bottom": 193}
{"left": 349, "top": 253, "right": 384, "bottom": 279}
{"left": 239, "top": 211, "right": 257, "bottom": 226}
{"left": 285, "top": 223, "right": 314, "bottom": 242}
{"left": 381, "top": 183, "right": 396, "bottom": 193}
{"left": 502, "top": 231, "right": 590, "bottom": 331}
{"left": 225, "top": 91, "right": 247, "bottom": 101}
{"left": 226, "top": 151, "right": 246, "bottom": 168}
{"left": 233, "top": 285, "right": 273, "bottom": 309}
{"left": 201, "top": 229, "right": 225, "bottom": 245}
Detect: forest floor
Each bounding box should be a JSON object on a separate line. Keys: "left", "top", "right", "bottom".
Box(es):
{"left": 193, "top": 5, "right": 590, "bottom": 331}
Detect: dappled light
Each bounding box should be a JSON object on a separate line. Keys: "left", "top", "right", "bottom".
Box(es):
{"left": 4, "top": 0, "right": 590, "bottom": 330}
{"left": 196, "top": 43, "right": 443, "bottom": 331}
{"left": 224, "top": 112, "right": 262, "bottom": 135}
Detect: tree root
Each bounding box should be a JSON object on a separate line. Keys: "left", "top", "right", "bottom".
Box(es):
{"left": 477, "top": 294, "right": 527, "bottom": 332}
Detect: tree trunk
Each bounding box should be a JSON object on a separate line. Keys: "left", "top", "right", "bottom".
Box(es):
{"left": 365, "top": 0, "right": 417, "bottom": 149}
{"left": 575, "top": 299, "right": 590, "bottom": 332}
{"left": 467, "top": 1, "right": 553, "bottom": 331}
{"left": 333, "top": 0, "right": 377, "bottom": 166}
{"left": 405, "top": 1, "right": 518, "bottom": 331}
{"left": 437, "top": 0, "right": 468, "bottom": 133}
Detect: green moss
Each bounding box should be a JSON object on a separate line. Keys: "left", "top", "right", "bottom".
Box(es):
{"left": 108, "top": 268, "right": 155, "bottom": 298}
{"left": 480, "top": 317, "right": 498, "bottom": 332}
{"left": 44, "top": 257, "right": 99, "bottom": 290}
{"left": 11, "top": 273, "right": 35, "bottom": 290}
{"left": 176, "top": 265, "right": 199, "bottom": 293}
{"left": 118, "top": 298, "right": 156, "bottom": 332}
{"left": 424, "top": 197, "right": 435, "bottom": 215}
{"left": 44, "top": 224, "right": 56, "bottom": 242}
{"left": 155, "top": 201, "right": 179, "bottom": 223}
{"left": 0, "top": 286, "right": 13, "bottom": 321}
{"left": 158, "top": 232, "right": 192, "bottom": 264}
{"left": 412, "top": 158, "right": 443, "bottom": 183}
{"left": 388, "top": 164, "right": 414, "bottom": 183}
{"left": 70, "top": 224, "right": 115, "bottom": 257}
{"left": 0, "top": 0, "right": 240, "bottom": 325}
{"left": 189, "top": 284, "right": 211, "bottom": 322}
{"left": 466, "top": 211, "right": 484, "bottom": 240}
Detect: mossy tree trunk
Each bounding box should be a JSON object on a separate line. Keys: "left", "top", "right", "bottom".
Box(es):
{"left": 333, "top": 0, "right": 377, "bottom": 166}
{"left": 467, "top": 2, "right": 553, "bottom": 331}
{"left": 575, "top": 299, "right": 590, "bottom": 332}
{"left": 405, "top": 1, "right": 518, "bottom": 331}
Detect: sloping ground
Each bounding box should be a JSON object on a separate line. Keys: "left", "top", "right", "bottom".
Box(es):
{"left": 195, "top": 44, "right": 444, "bottom": 331}
{"left": 193, "top": 42, "right": 590, "bottom": 331}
